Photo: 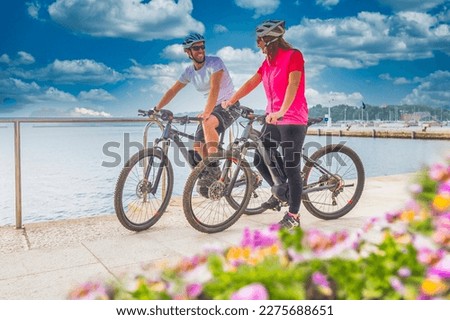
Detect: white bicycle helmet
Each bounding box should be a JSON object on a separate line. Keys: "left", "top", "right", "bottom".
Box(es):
{"left": 182, "top": 33, "right": 205, "bottom": 49}
{"left": 256, "top": 20, "right": 285, "bottom": 38}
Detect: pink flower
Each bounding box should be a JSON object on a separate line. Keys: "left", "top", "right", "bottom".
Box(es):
{"left": 231, "top": 283, "right": 269, "bottom": 300}
{"left": 417, "top": 248, "right": 445, "bottom": 265}
{"left": 240, "top": 227, "right": 278, "bottom": 249}
{"left": 427, "top": 256, "right": 450, "bottom": 280}
{"left": 429, "top": 163, "right": 446, "bottom": 181}
{"left": 409, "top": 183, "right": 423, "bottom": 194}
{"left": 69, "top": 281, "right": 109, "bottom": 300}
{"left": 438, "top": 179, "right": 450, "bottom": 195}
{"left": 385, "top": 211, "right": 401, "bottom": 223}
{"left": 312, "top": 272, "right": 330, "bottom": 287}
{"left": 186, "top": 283, "right": 202, "bottom": 298}
{"left": 389, "top": 276, "right": 405, "bottom": 295}
{"left": 398, "top": 267, "right": 411, "bottom": 278}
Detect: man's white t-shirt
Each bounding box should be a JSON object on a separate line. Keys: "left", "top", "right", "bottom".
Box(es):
{"left": 178, "top": 56, "right": 234, "bottom": 104}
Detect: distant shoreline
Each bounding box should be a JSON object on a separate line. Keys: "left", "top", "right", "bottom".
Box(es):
{"left": 307, "top": 126, "right": 450, "bottom": 140}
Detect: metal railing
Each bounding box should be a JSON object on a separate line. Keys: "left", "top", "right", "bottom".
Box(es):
{"left": 0, "top": 117, "right": 150, "bottom": 229}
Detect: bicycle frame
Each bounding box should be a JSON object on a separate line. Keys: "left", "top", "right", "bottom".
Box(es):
{"left": 141, "top": 114, "right": 226, "bottom": 195}
{"left": 229, "top": 114, "right": 348, "bottom": 198}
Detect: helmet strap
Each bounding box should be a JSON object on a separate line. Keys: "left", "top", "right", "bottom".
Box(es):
{"left": 187, "top": 49, "right": 205, "bottom": 66}
{"left": 264, "top": 36, "right": 279, "bottom": 46}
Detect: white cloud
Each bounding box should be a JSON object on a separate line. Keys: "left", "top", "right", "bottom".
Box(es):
{"left": 306, "top": 88, "right": 363, "bottom": 107}
{"left": 0, "top": 54, "right": 11, "bottom": 64}
{"left": 78, "top": 89, "right": 116, "bottom": 101}
{"left": 379, "top": 73, "right": 412, "bottom": 85}
{"left": 0, "top": 78, "right": 40, "bottom": 96}
{"left": 0, "top": 77, "right": 80, "bottom": 106}
{"left": 17, "top": 51, "right": 35, "bottom": 65}
{"left": 160, "top": 44, "right": 186, "bottom": 60}
{"left": 0, "top": 51, "right": 35, "bottom": 65}
{"left": 214, "top": 24, "right": 229, "bottom": 33}
{"left": 42, "top": 87, "right": 77, "bottom": 102}
{"left": 48, "top": 0, "right": 204, "bottom": 41}
{"left": 401, "top": 70, "right": 450, "bottom": 107}
{"left": 316, "top": 0, "right": 339, "bottom": 9}
{"left": 377, "top": 0, "right": 446, "bottom": 12}
{"left": 216, "top": 46, "right": 264, "bottom": 86}
{"left": 15, "top": 59, "right": 123, "bottom": 84}
{"left": 126, "top": 59, "right": 187, "bottom": 78}
{"left": 26, "top": 2, "right": 42, "bottom": 20}
{"left": 216, "top": 46, "right": 263, "bottom": 68}
{"left": 285, "top": 10, "right": 450, "bottom": 70}
{"left": 71, "top": 107, "right": 111, "bottom": 117}
{"left": 235, "top": 0, "right": 280, "bottom": 18}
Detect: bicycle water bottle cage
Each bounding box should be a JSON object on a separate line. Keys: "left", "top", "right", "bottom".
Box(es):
{"left": 160, "top": 109, "right": 174, "bottom": 121}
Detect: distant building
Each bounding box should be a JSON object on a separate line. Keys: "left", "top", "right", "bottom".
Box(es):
{"left": 402, "top": 112, "right": 431, "bottom": 122}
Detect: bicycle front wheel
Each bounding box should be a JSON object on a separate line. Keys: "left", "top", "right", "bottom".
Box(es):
{"left": 302, "top": 144, "right": 365, "bottom": 220}
{"left": 114, "top": 148, "right": 174, "bottom": 231}
{"left": 182, "top": 152, "right": 252, "bottom": 233}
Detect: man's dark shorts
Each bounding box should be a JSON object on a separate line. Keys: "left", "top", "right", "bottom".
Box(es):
{"left": 194, "top": 102, "right": 241, "bottom": 142}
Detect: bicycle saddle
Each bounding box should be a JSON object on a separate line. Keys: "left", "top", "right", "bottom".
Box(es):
{"left": 307, "top": 117, "right": 323, "bottom": 126}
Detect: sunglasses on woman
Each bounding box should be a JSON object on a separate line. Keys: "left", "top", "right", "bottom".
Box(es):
{"left": 191, "top": 45, "right": 205, "bottom": 51}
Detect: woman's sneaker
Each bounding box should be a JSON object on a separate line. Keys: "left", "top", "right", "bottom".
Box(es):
{"left": 278, "top": 212, "right": 300, "bottom": 230}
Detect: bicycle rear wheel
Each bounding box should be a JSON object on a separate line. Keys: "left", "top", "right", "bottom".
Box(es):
{"left": 182, "top": 152, "right": 252, "bottom": 233}
{"left": 114, "top": 148, "right": 174, "bottom": 231}
{"left": 302, "top": 144, "right": 365, "bottom": 219}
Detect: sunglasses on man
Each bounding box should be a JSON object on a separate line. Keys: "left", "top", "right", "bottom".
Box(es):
{"left": 191, "top": 45, "right": 205, "bottom": 51}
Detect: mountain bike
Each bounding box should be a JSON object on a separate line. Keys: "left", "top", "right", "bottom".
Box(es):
{"left": 182, "top": 106, "right": 365, "bottom": 232}
{"left": 114, "top": 109, "right": 227, "bottom": 231}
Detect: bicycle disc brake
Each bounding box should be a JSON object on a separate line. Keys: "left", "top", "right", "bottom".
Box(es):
{"left": 208, "top": 181, "right": 226, "bottom": 200}
{"left": 136, "top": 180, "right": 152, "bottom": 198}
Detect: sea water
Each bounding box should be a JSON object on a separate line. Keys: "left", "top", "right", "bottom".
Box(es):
{"left": 0, "top": 123, "right": 448, "bottom": 226}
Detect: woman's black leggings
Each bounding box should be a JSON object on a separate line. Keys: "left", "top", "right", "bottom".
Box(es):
{"left": 253, "top": 124, "right": 307, "bottom": 214}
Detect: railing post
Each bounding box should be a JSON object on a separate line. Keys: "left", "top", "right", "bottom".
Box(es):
{"left": 14, "top": 121, "right": 23, "bottom": 229}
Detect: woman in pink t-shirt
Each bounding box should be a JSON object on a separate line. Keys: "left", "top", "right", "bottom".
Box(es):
{"left": 224, "top": 20, "right": 308, "bottom": 229}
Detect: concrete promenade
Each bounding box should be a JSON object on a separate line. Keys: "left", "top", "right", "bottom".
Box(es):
{"left": 0, "top": 173, "right": 414, "bottom": 299}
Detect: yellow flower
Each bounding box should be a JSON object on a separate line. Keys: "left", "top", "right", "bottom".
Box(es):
{"left": 149, "top": 282, "right": 166, "bottom": 292}
{"left": 418, "top": 209, "right": 429, "bottom": 221}
{"left": 400, "top": 210, "right": 415, "bottom": 222}
{"left": 226, "top": 247, "right": 241, "bottom": 261}
{"left": 421, "top": 278, "right": 448, "bottom": 296}
{"left": 433, "top": 195, "right": 450, "bottom": 211}
{"left": 226, "top": 247, "right": 251, "bottom": 262}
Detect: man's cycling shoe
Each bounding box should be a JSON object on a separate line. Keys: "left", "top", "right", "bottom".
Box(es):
{"left": 197, "top": 166, "right": 221, "bottom": 198}
{"left": 261, "top": 196, "right": 281, "bottom": 211}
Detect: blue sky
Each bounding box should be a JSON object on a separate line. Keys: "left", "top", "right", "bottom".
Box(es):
{"left": 0, "top": 0, "right": 449, "bottom": 117}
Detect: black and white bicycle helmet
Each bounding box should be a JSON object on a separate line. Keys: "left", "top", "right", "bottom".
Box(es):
{"left": 256, "top": 20, "right": 285, "bottom": 38}
{"left": 182, "top": 33, "right": 205, "bottom": 49}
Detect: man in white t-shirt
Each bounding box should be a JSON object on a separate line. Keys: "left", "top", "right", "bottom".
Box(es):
{"left": 154, "top": 33, "right": 240, "bottom": 159}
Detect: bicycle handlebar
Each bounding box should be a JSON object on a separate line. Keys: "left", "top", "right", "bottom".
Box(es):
{"left": 138, "top": 108, "right": 202, "bottom": 124}
{"left": 238, "top": 105, "right": 323, "bottom": 127}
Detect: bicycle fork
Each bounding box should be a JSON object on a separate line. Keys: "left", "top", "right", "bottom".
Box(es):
{"left": 142, "top": 142, "right": 169, "bottom": 198}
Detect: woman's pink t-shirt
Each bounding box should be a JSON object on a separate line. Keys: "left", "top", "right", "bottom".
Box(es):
{"left": 257, "top": 48, "right": 308, "bottom": 125}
